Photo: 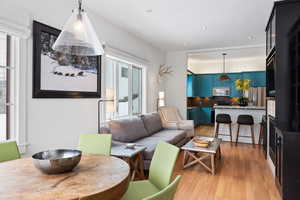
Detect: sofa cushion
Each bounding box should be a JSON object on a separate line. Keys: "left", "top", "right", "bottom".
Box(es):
{"left": 140, "top": 113, "right": 163, "bottom": 135}
{"left": 135, "top": 129, "right": 186, "bottom": 160}
{"left": 109, "top": 118, "right": 148, "bottom": 142}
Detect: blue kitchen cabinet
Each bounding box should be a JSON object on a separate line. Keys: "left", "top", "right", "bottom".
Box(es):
{"left": 194, "top": 75, "right": 213, "bottom": 97}
{"left": 199, "top": 107, "right": 212, "bottom": 124}
{"left": 242, "top": 71, "right": 266, "bottom": 87}
{"left": 187, "top": 107, "right": 212, "bottom": 126}
{"left": 252, "top": 71, "right": 266, "bottom": 87}
{"left": 187, "top": 108, "right": 201, "bottom": 126}
{"left": 187, "top": 75, "right": 194, "bottom": 97}
{"left": 189, "top": 71, "right": 266, "bottom": 98}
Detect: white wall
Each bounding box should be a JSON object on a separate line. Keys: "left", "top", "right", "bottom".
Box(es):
{"left": 165, "top": 51, "right": 187, "bottom": 119}
{"left": 0, "top": 0, "right": 165, "bottom": 154}
{"left": 189, "top": 56, "right": 265, "bottom": 74}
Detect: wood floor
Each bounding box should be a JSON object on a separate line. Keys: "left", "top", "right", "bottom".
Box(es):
{"left": 173, "top": 125, "right": 281, "bottom": 200}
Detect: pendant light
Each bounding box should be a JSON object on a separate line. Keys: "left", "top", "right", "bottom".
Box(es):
{"left": 219, "top": 53, "right": 231, "bottom": 81}
{"left": 52, "top": 0, "right": 104, "bottom": 56}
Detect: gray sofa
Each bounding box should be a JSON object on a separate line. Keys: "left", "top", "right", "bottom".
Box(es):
{"left": 102, "top": 113, "right": 189, "bottom": 169}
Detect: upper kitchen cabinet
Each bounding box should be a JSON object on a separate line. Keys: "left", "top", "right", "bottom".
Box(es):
{"left": 188, "top": 72, "right": 266, "bottom": 98}
{"left": 187, "top": 75, "right": 194, "bottom": 97}
{"left": 194, "top": 74, "right": 213, "bottom": 97}
{"left": 242, "top": 71, "right": 266, "bottom": 87}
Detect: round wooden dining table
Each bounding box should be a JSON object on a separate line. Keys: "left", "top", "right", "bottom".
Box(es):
{"left": 0, "top": 154, "right": 130, "bottom": 200}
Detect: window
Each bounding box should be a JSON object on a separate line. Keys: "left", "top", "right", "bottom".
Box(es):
{"left": 132, "top": 66, "right": 142, "bottom": 115}
{"left": 105, "top": 55, "right": 145, "bottom": 119}
{"left": 0, "top": 32, "right": 14, "bottom": 141}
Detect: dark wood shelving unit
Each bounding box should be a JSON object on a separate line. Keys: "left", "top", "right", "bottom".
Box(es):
{"left": 266, "top": 1, "right": 300, "bottom": 200}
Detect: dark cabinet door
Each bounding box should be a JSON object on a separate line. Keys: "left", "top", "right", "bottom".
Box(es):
{"left": 271, "top": 12, "right": 276, "bottom": 50}
{"left": 275, "top": 130, "right": 283, "bottom": 195}
{"left": 266, "top": 55, "right": 276, "bottom": 97}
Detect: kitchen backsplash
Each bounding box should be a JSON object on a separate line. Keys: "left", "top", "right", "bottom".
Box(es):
{"left": 187, "top": 96, "right": 240, "bottom": 108}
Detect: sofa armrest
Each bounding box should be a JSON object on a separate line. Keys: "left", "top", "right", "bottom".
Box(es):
{"left": 162, "top": 121, "right": 179, "bottom": 130}
{"left": 178, "top": 120, "right": 194, "bottom": 127}
{"left": 178, "top": 120, "right": 194, "bottom": 137}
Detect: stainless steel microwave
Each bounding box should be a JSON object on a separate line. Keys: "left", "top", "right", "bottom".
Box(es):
{"left": 212, "top": 87, "right": 230, "bottom": 96}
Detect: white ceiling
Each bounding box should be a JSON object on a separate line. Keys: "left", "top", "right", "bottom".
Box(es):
{"left": 85, "top": 0, "right": 274, "bottom": 51}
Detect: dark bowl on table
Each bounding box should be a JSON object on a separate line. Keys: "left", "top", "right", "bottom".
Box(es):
{"left": 32, "top": 149, "right": 82, "bottom": 174}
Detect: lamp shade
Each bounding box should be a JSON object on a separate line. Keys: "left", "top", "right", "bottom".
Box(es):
{"left": 52, "top": 9, "right": 104, "bottom": 56}
{"left": 159, "top": 91, "right": 165, "bottom": 99}
{"left": 106, "top": 101, "right": 116, "bottom": 113}
{"left": 106, "top": 88, "right": 115, "bottom": 101}
{"left": 219, "top": 74, "right": 231, "bottom": 81}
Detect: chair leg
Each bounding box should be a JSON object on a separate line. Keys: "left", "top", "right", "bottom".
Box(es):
{"left": 235, "top": 124, "right": 240, "bottom": 146}
{"left": 215, "top": 123, "right": 219, "bottom": 138}
{"left": 250, "top": 125, "right": 255, "bottom": 148}
{"left": 258, "top": 124, "right": 263, "bottom": 145}
{"left": 229, "top": 123, "right": 233, "bottom": 143}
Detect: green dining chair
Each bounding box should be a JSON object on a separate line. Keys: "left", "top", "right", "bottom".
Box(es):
{"left": 0, "top": 141, "right": 21, "bottom": 162}
{"left": 122, "top": 142, "right": 180, "bottom": 200}
{"left": 78, "top": 134, "right": 112, "bottom": 156}
{"left": 143, "top": 176, "right": 181, "bottom": 200}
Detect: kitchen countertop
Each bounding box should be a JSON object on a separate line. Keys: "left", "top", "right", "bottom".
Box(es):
{"left": 213, "top": 105, "right": 265, "bottom": 110}
{"left": 187, "top": 106, "right": 213, "bottom": 109}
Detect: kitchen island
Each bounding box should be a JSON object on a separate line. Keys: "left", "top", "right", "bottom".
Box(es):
{"left": 214, "top": 105, "right": 265, "bottom": 144}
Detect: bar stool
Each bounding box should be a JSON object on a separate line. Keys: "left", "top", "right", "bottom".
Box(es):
{"left": 258, "top": 115, "right": 266, "bottom": 145}
{"left": 236, "top": 115, "right": 255, "bottom": 147}
{"left": 215, "top": 114, "right": 233, "bottom": 143}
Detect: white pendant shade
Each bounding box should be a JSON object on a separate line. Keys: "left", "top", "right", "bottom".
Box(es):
{"left": 52, "top": 8, "right": 104, "bottom": 56}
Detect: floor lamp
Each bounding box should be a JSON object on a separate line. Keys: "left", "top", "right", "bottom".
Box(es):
{"left": 157, "top": 91, "right": 165, "bottom": 111}
{"left": 98, "top": 88, "right": 115, "bottom": 133}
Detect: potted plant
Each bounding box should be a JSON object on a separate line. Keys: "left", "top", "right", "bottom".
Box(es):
{"left": 235, "top": 79, "right": 251, "bottom": 106}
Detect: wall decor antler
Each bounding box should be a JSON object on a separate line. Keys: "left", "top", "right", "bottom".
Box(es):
{"left": 158, "top": 64, "right": 173, "bottom": 78}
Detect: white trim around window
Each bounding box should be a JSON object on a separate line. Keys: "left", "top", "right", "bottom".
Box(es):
{"left": 0, "top": 17, "right": 30, "bottom": 153}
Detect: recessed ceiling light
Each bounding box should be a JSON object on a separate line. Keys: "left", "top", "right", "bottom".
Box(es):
{"left": 202, "top": 26, "right": 207, "bottom": 30}
{"left": 146, "top": 9, "right": 153, "bottom": 13}
{"left": 248, "top": 36, "right": 255, "bottom": 40}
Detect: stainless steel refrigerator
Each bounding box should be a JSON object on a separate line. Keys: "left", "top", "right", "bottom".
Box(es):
{"left": 247, "top": 87, "right": 266, "bottom": 107}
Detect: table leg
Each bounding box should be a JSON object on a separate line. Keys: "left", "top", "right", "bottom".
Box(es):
{"left": 136, "top": 152, "right": 145, "bottom": 180}
{"left": 217, "top": 147, "right": 222, "bottom": 160}
{"left": 211, "top": 154, "right": 215, "bottom": 175}
{"left": 122, "top": 153, "right": 145, "bottom": 181}
{"left": 130, "top": 153, "right": 145, "bottom": 181}
{"left": 182, "top": 151, "right": 189, "bottom": 168}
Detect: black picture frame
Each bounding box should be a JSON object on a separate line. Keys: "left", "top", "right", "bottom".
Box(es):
{"left": 32, "top": 21, "right": 101, "bottom": 98}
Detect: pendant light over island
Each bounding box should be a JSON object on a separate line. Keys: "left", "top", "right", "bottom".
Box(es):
{"left": 219, "top": 53, "right": 231, "bottom": 81}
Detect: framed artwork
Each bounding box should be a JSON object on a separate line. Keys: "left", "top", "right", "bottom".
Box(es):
{"left": 32, "top": 21, "right": 101, "bottom": 98}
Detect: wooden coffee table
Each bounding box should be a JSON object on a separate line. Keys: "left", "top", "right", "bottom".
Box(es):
{"left": 111, "top": 143, "right": 146, "bottom": 181}
{"left": 181, "top": 136, "right": 222, "bottom": 175}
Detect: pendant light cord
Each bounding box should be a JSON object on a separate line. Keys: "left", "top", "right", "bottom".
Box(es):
{"left": 78, "top": 0, "right": 83, "bottom": 12}
{"left": 222, "top": 53, "right": 226, "bottom": 73}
